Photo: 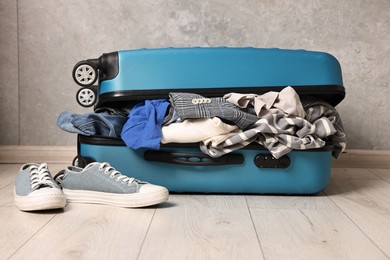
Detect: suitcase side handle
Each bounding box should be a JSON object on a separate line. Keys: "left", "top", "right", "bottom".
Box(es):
{"left": 144, "top": 151, "right": 244, "bottom": 166}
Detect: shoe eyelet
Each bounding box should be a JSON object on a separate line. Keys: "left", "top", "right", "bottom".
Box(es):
{"left": 109, "top": 174, "right": 115, "bottom": 178}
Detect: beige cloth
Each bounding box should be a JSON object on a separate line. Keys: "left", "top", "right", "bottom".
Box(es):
{"left": 161, "top": 117, "right": 238, "bottom": 144}
{"left": 202, "top": 129, "right": 243, "bottom": 147}
{"left": 223, "top": 86, "right": 305, "bottom": 118}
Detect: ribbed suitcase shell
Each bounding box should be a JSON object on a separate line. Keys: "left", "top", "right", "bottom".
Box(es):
{"left": 78, "top": 136, "right": 332, "bottom": 194}
{"left": 95, "top": 47, "right": 344, "bottom": 108}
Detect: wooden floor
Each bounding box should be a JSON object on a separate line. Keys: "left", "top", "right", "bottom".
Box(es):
{"left": 1, "top": 164, "right": 390, "bottom": 260}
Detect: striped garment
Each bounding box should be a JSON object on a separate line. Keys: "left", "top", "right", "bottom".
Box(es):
{"left": 199, "top": 96, "right": 346, "bottom": 159}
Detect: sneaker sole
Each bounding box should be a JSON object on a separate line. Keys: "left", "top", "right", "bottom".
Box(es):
{"left": 14, "top": 189, "right": 67, "bottom": 211}
{"left": 62, "top": 188, "right": 169, "bottom": 208}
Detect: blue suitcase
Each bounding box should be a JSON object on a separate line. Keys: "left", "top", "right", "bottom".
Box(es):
{"left": 72, "top": 47, "right": 345, "bottom": 194}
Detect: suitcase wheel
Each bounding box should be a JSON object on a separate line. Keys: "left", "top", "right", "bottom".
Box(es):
{"left": 72, "top": 60, "right": 98, "bottom": 87}
{"left": 76, "top": 87, "right": 97, "bottom": 107}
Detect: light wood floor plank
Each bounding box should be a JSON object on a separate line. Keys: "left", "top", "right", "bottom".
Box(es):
{"left": 0, "top": 164, "right": 20, "bottom": 189}
{"left": 10, "top": 203, "right": 157, "bottom": 260}
{"left": 331, "top": 168, "right": 380, "bottom": 179}
{"left": 0, "top": 206, "right": 58, "bottom": 259}
{"left": 138, "top": 195, "right": 264, "bottom": 260}
{"left": 370, "top": 169, "right": 390, "bottom": 183}
{"left": 325, "top": 177, "right": 390, "bottom": 257}
{"left": 250, "top": 208, "right": 388, "bottom": 260}
{"left": 246, "top": 193, "right": 338, "bottom": 210}
{"left": 0, "top": 183, "right": 15, "bottom": 206}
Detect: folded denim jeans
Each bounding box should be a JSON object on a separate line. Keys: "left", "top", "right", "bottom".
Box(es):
{"left": 57, "top": 111, "right": 127, "bottom": 138}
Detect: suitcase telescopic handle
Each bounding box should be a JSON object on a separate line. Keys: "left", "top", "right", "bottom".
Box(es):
{"left": 144, "top": 151, "right": 244, "bottom": 166}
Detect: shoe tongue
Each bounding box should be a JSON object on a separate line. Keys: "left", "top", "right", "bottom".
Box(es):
{"left": 23, "top": 163, "right": 40, "bottom": 171}
{"left": 32, "top": 183, "right": 53, "bottom": 190}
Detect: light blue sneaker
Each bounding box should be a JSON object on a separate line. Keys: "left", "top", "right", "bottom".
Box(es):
{"left": 55, "top": 162, "right": 169, "bottom": 208}
{"left": 14, "top": 163, "right": 66, "bottom": 211}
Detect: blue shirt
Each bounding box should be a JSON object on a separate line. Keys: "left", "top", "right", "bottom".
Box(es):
{"left": 121, "top": 99, "right": 170, "bottom": 150}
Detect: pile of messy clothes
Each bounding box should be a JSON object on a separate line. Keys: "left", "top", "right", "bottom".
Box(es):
{"left": 57, "top": 87, "right": 346, "bottom": 159}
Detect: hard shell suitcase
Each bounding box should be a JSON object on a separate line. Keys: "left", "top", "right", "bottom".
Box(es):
{"left": 72, "top": 47, "right": 345, "bottom": 194}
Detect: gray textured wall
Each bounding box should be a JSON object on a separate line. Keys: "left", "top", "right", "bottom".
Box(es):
{"left": 0, "top": 0, "right": 389, "bottom": 149}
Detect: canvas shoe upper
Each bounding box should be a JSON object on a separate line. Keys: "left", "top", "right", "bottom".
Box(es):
{"left": 14, "top": 163, "right": 66, "bottom": 211}
{"left": 55, "top": 162, "right": 169, "bottom": 208}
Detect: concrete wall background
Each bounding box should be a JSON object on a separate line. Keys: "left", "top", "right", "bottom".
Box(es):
{"left": 0, "top": 0, "right": 389, "bottom": 149}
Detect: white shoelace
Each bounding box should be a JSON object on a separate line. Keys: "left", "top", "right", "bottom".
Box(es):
{"left": 98, "top": 163, "right": 136, "bottom": 186}
{"left": 29, "top": 163, "right": 54, "bottom": 190}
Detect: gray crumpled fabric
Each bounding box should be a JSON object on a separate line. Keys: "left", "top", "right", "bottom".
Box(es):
{"left": 223, "top": 86, "right": 305, "bottom": 118}
{"left": 302, "top": 97, "right": 347, "bottom": 158}
{"left": 200, "top": 91, "right": 346, "bottom": 159}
